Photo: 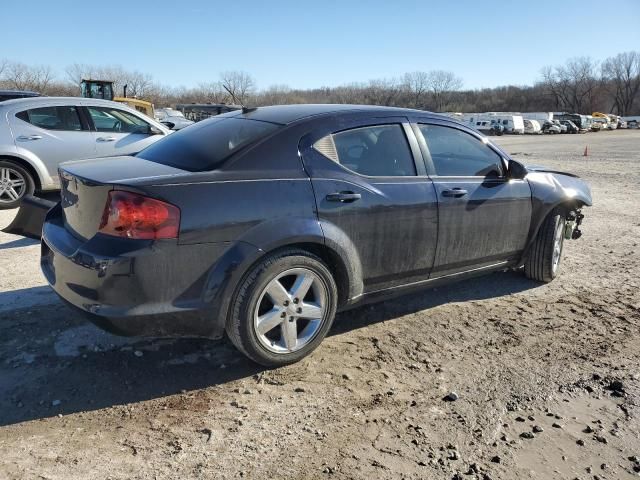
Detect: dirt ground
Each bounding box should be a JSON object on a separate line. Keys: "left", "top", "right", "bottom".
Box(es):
{"left": 0, "top": 130, "right": 639, "bottom": 480}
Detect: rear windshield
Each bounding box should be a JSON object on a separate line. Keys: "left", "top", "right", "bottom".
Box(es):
{"left": 137, "top": 117, "right": 280, "bottom": 171}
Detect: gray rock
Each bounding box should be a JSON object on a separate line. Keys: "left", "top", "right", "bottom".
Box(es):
{"left": 595, "top": 435, "right": 608, "bottom": 444}
{"left": 444, "top": 392, "right": 459, "bottom": 402}
{"left": 520, "top": 432, "right": 535, "bottom": 439}
{"left": 533, "top": 425, "right": 544, "bottom": 433}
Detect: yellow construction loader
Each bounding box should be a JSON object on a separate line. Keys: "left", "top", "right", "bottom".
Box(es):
{"left": 80, "top": 79, "right": 154, "bottom": 118}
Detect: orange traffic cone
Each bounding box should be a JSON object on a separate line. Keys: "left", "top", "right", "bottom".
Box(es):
{"left": 583, "top": 146, "right": 588, "bottom": 157}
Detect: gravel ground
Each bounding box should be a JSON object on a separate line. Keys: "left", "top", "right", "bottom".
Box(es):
{"left": 0, "top": 130, "right": 639, "bottom": 479}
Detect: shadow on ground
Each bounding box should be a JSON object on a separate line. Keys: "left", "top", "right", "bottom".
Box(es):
{"left": 0, "top": 237, "right": 39, "bottom": 251}
{"left": 0, "top": 271, "right": 539, "bottom": 426}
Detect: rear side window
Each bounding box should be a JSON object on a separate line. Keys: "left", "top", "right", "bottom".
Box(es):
{"left": 16, "top": 106, "right": 83, "bottom": 131}
{"left": 315, "top": 124, "right": 415, "bottom": 177}
{"left": 419, "top": 124, "right": 504, "bottom": 177}
{"left": 137, "top": 117, "right": 279, "bottom": 171}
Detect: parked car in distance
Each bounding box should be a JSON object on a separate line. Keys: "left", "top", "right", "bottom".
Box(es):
{"left": 24, "top": 104, "right": 591, "bottom": 366}
{"left": 591, "top": 118, "right": 608, "bottom": 131}
{"left": 155, "top": 108, "right": 195, "bottom": 130}
{"left": 627, "top": 119, "right": 638, "bottom": 129}
{"left": 0, "top": 90, "right": 41, "bottom": 102}
{"left": 542, "top": 120, "right": 562, "bottom": 134}
{"left": 559, "top": 119, "right": 579, "bottom": 134}
{"left": 0, "top": 97, "right": 171, "bottom": 209}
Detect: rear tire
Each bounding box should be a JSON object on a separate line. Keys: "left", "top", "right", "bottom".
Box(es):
{"left": 0, "top": 160, "right": 35, "bottom": 210}
{"left": 226, "top": 249, "right": 338, "bottom": 367}
{"left": 524, "top": 209, "right": 566, "bottom": 282}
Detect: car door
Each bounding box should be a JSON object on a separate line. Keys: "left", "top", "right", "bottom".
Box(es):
{"left": 10, "top": 103, "right": 96, "bottom": 181}
{"left": 415, "top": 121, "right": 532, "bottom": 277}
{"left": 84, "top": 105, "right": 164, "bottom": 157}
{"left": 301, "top": 118, "right": 438, "bottom": 292}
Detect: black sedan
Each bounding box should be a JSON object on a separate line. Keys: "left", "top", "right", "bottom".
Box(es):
{"left": 21, "top": 105, "right": 592, "bottom": 366}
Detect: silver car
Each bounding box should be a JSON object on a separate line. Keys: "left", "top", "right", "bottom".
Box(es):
{"left": 154, "top": 108, "right": 195, "bottom": 130}
{"left": 0, "top": 97, "right": 171, "bottom": 209}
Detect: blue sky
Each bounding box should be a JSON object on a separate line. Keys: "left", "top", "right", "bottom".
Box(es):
{"left": 4, "top": 0, "right": 640, "bottom": 90}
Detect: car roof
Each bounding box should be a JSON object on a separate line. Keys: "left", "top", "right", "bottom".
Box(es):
{"left": 227, "top": 104, "right": 444, "bottom": 125}
{"left": 0, "top": 96, "right": 143, "bottom": 109}
{"left": 0, "top": 89, "right": 41, "bottom": 96}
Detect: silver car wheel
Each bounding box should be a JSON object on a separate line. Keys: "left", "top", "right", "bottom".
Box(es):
{"left": 253, "top": 267, "right": 327, "bottom": 354}
{"left": 552, "top": 218, "right": 565, "bottom": 274}
{"left": 0, "top": 167, "right": 27, "bottom": 204}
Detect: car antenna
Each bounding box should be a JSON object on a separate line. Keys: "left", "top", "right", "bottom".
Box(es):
{"left": 223, "top": 84, "right": 256, "bottom": 113}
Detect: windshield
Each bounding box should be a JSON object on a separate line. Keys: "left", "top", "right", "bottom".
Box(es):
{"left": 137, "top": 117, "right": 280, "bottom": 171}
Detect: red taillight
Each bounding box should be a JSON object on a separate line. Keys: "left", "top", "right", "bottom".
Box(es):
{"left": 99, "top": 191, "right": 180, "bottom": 240}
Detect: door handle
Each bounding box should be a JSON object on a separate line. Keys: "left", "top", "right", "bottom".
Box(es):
{"left": 16, "top": 135, "right": 42, "bottom": 141}
{"left": 326, "top": 191, "right": 362, "bottom": 203}
{"left": 442, "top": 188, "right": 468, "bottom": 198}
{"left": 97, "top": 136, "right": 117, "bottom": 142}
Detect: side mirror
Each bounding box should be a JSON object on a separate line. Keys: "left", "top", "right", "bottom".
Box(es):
{"left": 160, "top": 121, "right": 175, "bottom": 130}
{"left": 507, "top": 159, "right": 528, "bottom": 179}
{"left": 149, "top": 125, "right": 165, "bottom": 135}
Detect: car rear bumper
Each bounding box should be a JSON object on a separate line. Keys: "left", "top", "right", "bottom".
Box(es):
{"left": 40, "top": 204, "right": 230, "bottom": 338}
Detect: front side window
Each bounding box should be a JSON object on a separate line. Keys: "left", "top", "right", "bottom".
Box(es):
{"left": 419, "top": 124, "right": 504, "bottom": 177}
{"left": 87, "top": 106, "right": 151, "bottom": 134}
{"left": 16, "top": 106, "right": 83, "bottom": 131}
{"left": 317, "top": 124, "right": 415, "bottom": 177}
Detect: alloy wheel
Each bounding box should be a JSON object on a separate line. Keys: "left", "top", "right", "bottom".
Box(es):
{"left": 253, "top": 268, "right": 328, "bottom": 354}
{"left": 0, "top": 167, "right": 27, "bottom": 204}
{"left": 552, "top": 218, "right": 565, "bottom": 274}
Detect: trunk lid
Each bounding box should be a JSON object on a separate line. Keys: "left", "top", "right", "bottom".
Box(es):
{"left": 59, "top": 156, "right": 186, "bottom": 240}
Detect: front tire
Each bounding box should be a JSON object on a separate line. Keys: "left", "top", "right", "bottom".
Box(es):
{"left": 226, "top": 249, "right": 338, "bottom": 367}
{"left": 0, "top": 160, "right": 35, "bottom": 210}
{"left": 524, "top": 210, "right": 566, "bottom": 282}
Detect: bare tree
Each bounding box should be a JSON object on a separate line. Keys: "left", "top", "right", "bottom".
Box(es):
{"left": 257, "top": 84, "right": 303, "bottom": 105}
{"left": 196, "top": 82, "right": 229, "bottom": 103}
{"left": 403, "top": 71, "right": 431, "bottom": 109}
{"left": 220, "top": 71, "right": 255, "bottom": 105}
{"left": 0, "top": 58, "right": 9, "bottom": 81}
{"left": 64, "top": 63, "right": 154, "bottom": 98}
{"left": 602, "top": 51, "right": 640, "bottom": 116}
{"left": 540, "top": 57, "right": 602, "bottom": 113}
{"left": 4, "top": 62, "right": 54, "bottom": 92}
{"left": 360, "top": 78, "right": 402, "bottom": 106}
{"left": 427, "top": 70, "right": 463, "bottom": 111}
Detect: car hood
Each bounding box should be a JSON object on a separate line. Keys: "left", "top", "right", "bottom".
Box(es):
{"left": 524, "top": 164, "right": 580, "bottom": 178}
